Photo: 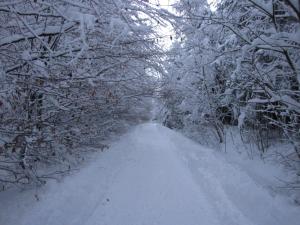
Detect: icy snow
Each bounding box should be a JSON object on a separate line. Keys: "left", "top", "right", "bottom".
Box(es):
{"left": 0, "top": 123, "right": 299, "bottom": 225}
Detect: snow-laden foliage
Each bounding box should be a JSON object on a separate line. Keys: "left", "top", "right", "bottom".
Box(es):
{"left": 161, "top": 0, "right": 300, "bottom": 183}
{"left": 0, "top": 0, "right": 165, "bottom": 189}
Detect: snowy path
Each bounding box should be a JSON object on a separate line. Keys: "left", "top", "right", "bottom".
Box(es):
{"left": 0, "top": 123, "right": 299, "bottom": 225}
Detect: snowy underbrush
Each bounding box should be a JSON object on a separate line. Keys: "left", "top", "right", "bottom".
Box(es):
{"left": 179, "top": 124, "right": 300, "bottom": 204}
{"left": 0, "top": 119, "right": 145, "bottom": 192}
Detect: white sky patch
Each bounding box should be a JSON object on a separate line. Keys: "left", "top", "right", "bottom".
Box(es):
{"left": 149, "top": 0, "right": 218, "bottom": 48}
{"left": 149, "top": 0, "right": 177, "bottom": 49}
{"left": 207, "top": 0, "right": 218, "bottom": 11}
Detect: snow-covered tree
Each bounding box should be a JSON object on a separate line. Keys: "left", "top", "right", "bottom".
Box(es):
{"left": 162, "top": 0, "right": 300, "bottom": 155}
{"left": 0, "top": 0, "right": 165, "bottom": 188}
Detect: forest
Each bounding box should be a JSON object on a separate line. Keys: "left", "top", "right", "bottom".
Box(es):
{"left": 0, "top": 0, "right": 299, "bottom": 216}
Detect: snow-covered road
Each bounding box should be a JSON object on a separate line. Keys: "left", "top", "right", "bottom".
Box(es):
{"left": 0, "top": 123, "right": 299, "bottom": 225}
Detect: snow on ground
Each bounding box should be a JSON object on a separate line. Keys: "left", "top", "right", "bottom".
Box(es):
{"left": 219, "top": 127, "right": 300, "bottom": 201}
{"left": 0, "top": 123, "right": 299, "bottom": 225}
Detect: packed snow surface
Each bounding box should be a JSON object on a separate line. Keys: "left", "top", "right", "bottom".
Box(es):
{"left": 0, "top": 123, "right": 299, "bottom": 225}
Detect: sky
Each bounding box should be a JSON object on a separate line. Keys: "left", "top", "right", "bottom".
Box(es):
{"left": 148, "top": 0, "right": 217, "bottom": 48}
{"left": 149, "top": 0, "right": 174, "bottom": 7}
{"left": 150, "top": 0, "right": 218, "bottom": 10}
{"left": 148, "top": 0, "right": 177, "bottom": 49}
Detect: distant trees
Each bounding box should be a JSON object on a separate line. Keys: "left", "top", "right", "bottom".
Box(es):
{"left": 0, "top": 0, "right": 164, "bottom": 189}
{"left": 162, "top": 0, "right": 300, "bottom": 156}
